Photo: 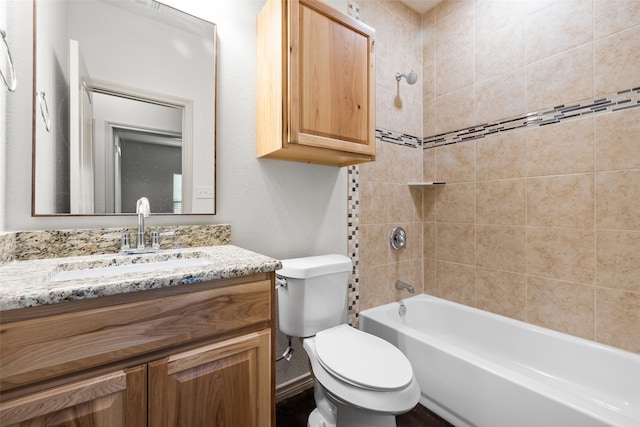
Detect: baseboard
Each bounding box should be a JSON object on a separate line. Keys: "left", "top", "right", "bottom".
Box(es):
{"left": 275, "top": 372, "right": 314, "bottom": 402}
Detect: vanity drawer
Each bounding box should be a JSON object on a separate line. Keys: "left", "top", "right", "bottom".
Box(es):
{"left": 0, "top": 277, "right": 272, "bottom": 394}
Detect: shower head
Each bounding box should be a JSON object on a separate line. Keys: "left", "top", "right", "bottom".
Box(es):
{"left": 396, "top": 70, "right": 418, "bottom": 85}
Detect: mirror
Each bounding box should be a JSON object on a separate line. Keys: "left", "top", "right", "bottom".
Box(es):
{"left": 32, "top": 0, "right": 216, "bottom": 215}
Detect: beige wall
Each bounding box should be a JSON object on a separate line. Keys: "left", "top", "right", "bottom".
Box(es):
{"left": 358, "top": 0, "right": 639, "bottom": 354}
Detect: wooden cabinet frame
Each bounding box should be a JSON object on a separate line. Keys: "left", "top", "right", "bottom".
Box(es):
{"left": 0, "top": 273, "right": 275, "bottom": 427}
{"left": 257, "top": 0, "right": 376, "bottom": 166}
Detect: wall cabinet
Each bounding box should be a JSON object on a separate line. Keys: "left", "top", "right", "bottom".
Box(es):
{"left": 0, "top": 274, "right": 274, "bottom": 427}
{"left": 257, "top": 0, "right": 376, "bottom": 166}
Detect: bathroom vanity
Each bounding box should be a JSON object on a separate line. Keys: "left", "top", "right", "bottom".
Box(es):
{"left": 0, "top": 244, "right": 280, "bottom": 427}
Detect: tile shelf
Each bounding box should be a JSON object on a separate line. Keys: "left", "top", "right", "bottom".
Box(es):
{"left": 407, "top": 181, "right": 446, "bottom": 186}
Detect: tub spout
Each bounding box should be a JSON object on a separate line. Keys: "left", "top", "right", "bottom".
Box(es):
{"left": 395, "top": 280, "right": 414, "bottom": 293}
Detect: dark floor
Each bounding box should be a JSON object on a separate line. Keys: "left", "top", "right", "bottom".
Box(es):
{"left": 276, "top": 388, "right": 453, "bottom": 427}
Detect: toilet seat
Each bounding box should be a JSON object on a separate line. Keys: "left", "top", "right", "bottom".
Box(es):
{"left": 315, "top": 324, "right": 413, "bottom": 391}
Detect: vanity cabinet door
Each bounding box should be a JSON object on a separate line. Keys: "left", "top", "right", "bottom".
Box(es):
{"left": 257, "top": 0, "right": 376, "bottom": 166}
{"left": 0, "top": 365, "right": 146, "bottom": 427}
{"left": 148, "top": 329, "right": 272, "bottom": 427}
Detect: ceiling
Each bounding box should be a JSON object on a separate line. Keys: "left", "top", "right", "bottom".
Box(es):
{"left": 399, "top": 0, "right": 443, "bottom": 14}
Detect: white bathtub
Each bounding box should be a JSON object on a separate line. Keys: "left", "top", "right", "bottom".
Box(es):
{"left": 359, "top": 294, "right": 640, "bottom": 427}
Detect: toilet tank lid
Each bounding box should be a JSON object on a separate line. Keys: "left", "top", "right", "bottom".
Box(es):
{"left": 278, "top": 254, "right": 352, "bottom": 279}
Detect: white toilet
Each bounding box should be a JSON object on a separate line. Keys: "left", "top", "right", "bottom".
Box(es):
{"left": 277, "top": 254, "right": 420, "bottom": 427}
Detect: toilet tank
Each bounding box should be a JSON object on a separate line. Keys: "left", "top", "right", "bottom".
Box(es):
{"left": 277, "top": 254, "right": 352, "bottom": 338}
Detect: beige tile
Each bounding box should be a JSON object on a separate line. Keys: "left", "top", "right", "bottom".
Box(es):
{"left": 390, "top": 258, "right": 423, "bottom": 299}
{"left": 360, "top": 139, "right": 390, "bottom": 182}
{"left": 527, "top": 174, "right": 594, "bottom": 229}
{"left": 475, "top": 22, "right": 525, "bottom": 82}
{"left": 359, "top": 224, "right": 389, "bottom": 268}
{"left": 423, "top": 221, "right": 436, "bottom": 260}
{"left": 526, "top": 44, "right": 594, "bottom": 113}
{"left": 437, "top": 6, "right": 474, "bottom": 58}
{"left": 436, "top": 45, "right": 475, "bottom": 96}
{"left": 359, "top": 181, "right": 389, "bottom": 225}
{"left": 436, "top": 222, "right": 475, "bottom": 265}
{"left": 388, "top": 143, "right": 422, "bottom": 184}
{"left": 527, "top": 276, "right": 595, "bottom": 340}
{"left": 423, "top": 147, "right": 436, "bottom": 182}
{"left": 595, "top": 105, "right": 640, "bottom": 172}
{"left": 522, "top": 0, "right": 558, "bottom": 15}
{"left": 595, "top": 26, "right": 640, "bottom": 96}
{"left": 435, "top": 87, "right": 476, "bottom": 134}
{"left": 476, "top": 267, "right": 526, "bottom": 321}
{"left": 423, "top": 99, "right": 436, "bottom": 138}
{"left": 596, "top": 230, "right": 640, "bottom": 293}
{"left": 359, "top": 265, "right": 391, "bottom": 311}
{"left": 596, "top": 287, "right": 640, "bottom": 353}
{"left": 436, "top": 260, "right": 476, "bottom": 306}
{"left": 476, "top": 179, "right": 526, "bottom": 226}
{"left": 424, "top": 258, "right": 437, "bottom": 295}
{"left": 476, "top": 133, "right": 527, "bottom": 180}
{"left": 475, "top": 68, "right": 526, "bottom": 125}
{"left": 476, "top": 225, "right": 526, "bottom": 273}
{"left": 524, "top": 0, "right": 593, "bottom": 64}
{"left": 594, "top": 0, "right": 640, "bottom": 39}
{"left": 389, "top": 184, "right": 422, "bottom": 224}
{"left": 435, "top": 182, "right": 476, "bottom": 223}
{"left": 435, "top": 140, "right": 476, "bottom": 182}
{"left": 434, "top": 0, "right": 473, "bottom": 22}
{"left": 525, "top": 117, "right": 595, "bottom": 177}
{"left": 527, "top": 226, "right": 595, "bottom": 284}
{"left": 596, "top": 170, "right": 640, "bottom": 230}
{"left": 475, "top": 0, "right": 525, "bottom": 41}
{"left": 422, "top": 185, "right": 438, "bottom": 222}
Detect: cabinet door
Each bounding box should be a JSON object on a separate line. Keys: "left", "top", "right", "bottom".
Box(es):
{"left": 0, "top": 365, "right": 146, "bottom": 427}
{"left": 290, "top": 0, "right": 375, "bottom": 156}
{"left": 148, "top": 330, "right": 272, "bottom": 427}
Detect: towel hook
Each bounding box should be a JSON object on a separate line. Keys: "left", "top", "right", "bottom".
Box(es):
{"left": 1, "top": 28, "right": 17, "bottom": 92}
{"left": 36, "top": 90, "right": 51, "bottom": 132}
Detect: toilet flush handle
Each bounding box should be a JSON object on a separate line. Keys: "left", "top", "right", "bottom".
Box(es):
{"left": 275, "top": 276, "right": 287, "bottom": 289}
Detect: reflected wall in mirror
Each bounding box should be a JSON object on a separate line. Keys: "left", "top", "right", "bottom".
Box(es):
{"left": 33, "top": 0, "right": 216, "bottom": 215}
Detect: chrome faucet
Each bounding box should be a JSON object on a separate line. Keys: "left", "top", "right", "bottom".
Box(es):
{"left": 395, "top": 280, "right": 415, "bottom": 294}
{"left": 136, "top": 197, "right": 150, "bottom": 250}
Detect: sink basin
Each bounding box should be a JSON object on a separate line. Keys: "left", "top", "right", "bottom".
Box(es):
{"left": 48, "top": 253, "right": 212, "bottom": 282}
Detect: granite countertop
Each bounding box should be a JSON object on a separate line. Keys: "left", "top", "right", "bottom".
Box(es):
{"left": 0, "top": 245, "right": 281, "bottom": 312}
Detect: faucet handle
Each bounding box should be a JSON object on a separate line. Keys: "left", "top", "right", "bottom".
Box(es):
{"left": 151, "top": 231, "right": 175, "bottom": 250}
{"left": 121, "top": 233, "right": 131, "bottom": 251}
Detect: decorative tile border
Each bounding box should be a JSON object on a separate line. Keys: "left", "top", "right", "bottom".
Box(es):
{"left": 375, "top": 128, "right": 421, "bottom": 148}
{"left": 347, "top": 165, "right": 360, "bottom": 327}
{"left": 423, "top": 86, "right": 640, "bottom": 149}
{"left": 346, "top": 0, "right": 361, "bottom": 327}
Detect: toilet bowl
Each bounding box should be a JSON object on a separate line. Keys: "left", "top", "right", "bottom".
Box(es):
{"left": 304, "top": 325, "right": 420, "bottom": 427}
{"left": 277, "top": 255, "right": 420, "bottom": 427}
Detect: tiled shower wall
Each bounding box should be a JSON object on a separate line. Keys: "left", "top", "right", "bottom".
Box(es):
{"left": 357, "top": 0, "right": 425, "bottom": 312}
{"left": 355, "top": 0, "right": 639, "bottom": 354}
{"left": 421, "top": 0, "right": 640, "bottom": 353}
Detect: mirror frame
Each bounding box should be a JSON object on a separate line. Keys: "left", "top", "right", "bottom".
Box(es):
{"left": 31, "top": 0, "right": 217, "bottom": 217}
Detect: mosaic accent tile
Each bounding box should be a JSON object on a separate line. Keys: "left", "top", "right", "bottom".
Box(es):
{"left": 347, "top": 165, "right": 360, "bottom": 327}
{"left": 376, "top": 128, "right": 422, "bottom": 148}
{"left": 348, "top": 0, "right": 360, "bottom": 19}
{"left": 423, "top": 86, "right": 640, "bottom": 149}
